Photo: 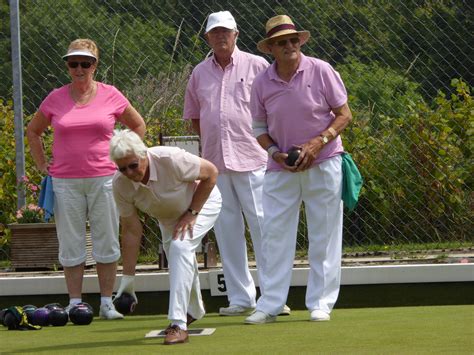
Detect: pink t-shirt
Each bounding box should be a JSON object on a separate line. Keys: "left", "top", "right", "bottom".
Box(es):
{"left": 251, "top": 54, "right": 348, "bottom": 171}
{"left": 183, "top": 46, "right": 269, "bottom": 172}
{"left": 39, "top": 83, "right": 129, "bottom": 178}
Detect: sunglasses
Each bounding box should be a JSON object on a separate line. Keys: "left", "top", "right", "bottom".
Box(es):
{"left": 67, "top": 61, "right": 93, "bottom": 69}
{"left": 274, "top": 37, "right": 300, "bottom": 47}
{"left": 117, "top": 162, "right": 139, "bottom": 173}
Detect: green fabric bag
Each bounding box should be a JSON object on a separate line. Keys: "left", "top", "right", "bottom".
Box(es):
{"left": 341, "top": 153, "right": 363, "bottom": 212}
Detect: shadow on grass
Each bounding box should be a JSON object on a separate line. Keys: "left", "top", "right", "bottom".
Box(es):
{"left": 198, "top": 313, "right": 305, "bottom": 329}
{"left": 5, "top": 337, "right": 180, "bottom": 354}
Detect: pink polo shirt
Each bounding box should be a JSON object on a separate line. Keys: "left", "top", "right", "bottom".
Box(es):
{"left": 39, "top": 83, "right": 129, "bottom": 178}
{"left": 183, "top": 46, "right": 269, "bottom": 172}
{"left": 251, "top": 54, "right": 348, "bottom": 171}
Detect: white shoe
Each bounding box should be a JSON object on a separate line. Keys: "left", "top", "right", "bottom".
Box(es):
{"left": 219, "top": 305, "right": 255, "bottom": 316}
{"left": 279, "top": 304, "right": 291, "bottom": 316}
{"left": 244, "top": 311, "right": 276, "bottom": 324}
{"left": 99, "top": 303, "right": 124, "bottom": 320}
{"left": 310, "top": 310, "right": 330, "bottom": 322}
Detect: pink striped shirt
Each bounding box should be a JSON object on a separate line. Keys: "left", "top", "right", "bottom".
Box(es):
{"left": 183, "top": 46, "right": 269, "bottom": 172}
{"left": 251, "top": 54, "right": 348, "bottom": 171}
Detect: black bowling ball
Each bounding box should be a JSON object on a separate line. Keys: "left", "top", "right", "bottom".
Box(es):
{"left": 44, "top": 303, "right": 63, "bottom": 311}
{"left": 49, "top": 308, "right": 68, "bottom": 326}
{"left": 285, "top": 147, "right": 302, "bottom": 167}
{"left": 69, "top": 305, "right": 93, "bottom": 325}
{"left": 0, "top": 308, "right": 7, "bottom": 326}
{"left": 4, "top": 312, "right": 20, "bottom": 330}
{"left": 113, "top": 292, "right": 137, "bottom": 315}
{"left": 31, "top": 307, "right": 50, "bottom": 326}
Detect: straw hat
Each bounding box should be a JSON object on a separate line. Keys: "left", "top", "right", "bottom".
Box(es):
{"left": 257, "top": 15, "right": 310, "bottom": 54}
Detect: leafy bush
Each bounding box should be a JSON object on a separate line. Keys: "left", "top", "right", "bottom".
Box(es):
{"left": 0, "top": 101, "right": 47, "bottom": 226}
{"left": 343, "top": 79, "right": 473, "bottom": 245}
{"left": 123, "top": 65, "right": 193, "bottom": 147}
{"left": 402, "top": 79, "right": 473, "bottom": 239}
{"left": 0, "top": 100, "right": 21, "bottom": 226}
{"left": 337, "top": 58, "right": 423, "bottom": 129}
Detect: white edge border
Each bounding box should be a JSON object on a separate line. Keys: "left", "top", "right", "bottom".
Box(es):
{"left": 0, "top": 264, "right": 473, "bottom": 296}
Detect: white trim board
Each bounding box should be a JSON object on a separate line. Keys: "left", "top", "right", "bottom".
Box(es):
{"left": 0, "top": 264, "right": 472, "bottom": 296}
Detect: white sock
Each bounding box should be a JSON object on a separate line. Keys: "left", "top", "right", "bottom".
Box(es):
{"left": 101, "top": 296, "right": 113, "bottom": 306}
{"left": 69, "top": 298, "right": 81, "bottom": 306}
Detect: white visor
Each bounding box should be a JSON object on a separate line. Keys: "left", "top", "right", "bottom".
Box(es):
{"left": 62, "top": 50, "right": 97, "bottom": 60}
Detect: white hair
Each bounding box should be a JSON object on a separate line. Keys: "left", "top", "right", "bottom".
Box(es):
{"left": 109, "top": 129, "right": 147, "bottom": 161}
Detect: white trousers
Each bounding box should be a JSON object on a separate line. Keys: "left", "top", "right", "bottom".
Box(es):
{"left": 52, "top": 175, "right": 120, "bottom": 267}
{"left": 213, "top": 167, "right": 265, "bottom": 308}
{"left": 161, "top": 187, "right": 222, "bottom": 323}
{"left": 257, "top": 155, "right": 343, "bottom": 315}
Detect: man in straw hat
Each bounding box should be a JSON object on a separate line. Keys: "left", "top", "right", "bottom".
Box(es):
{"left": 184, "top": 11, "right": 290, "bottom": 317}
{"left": 245, "top": 15, "right": 353, "bottom": 324}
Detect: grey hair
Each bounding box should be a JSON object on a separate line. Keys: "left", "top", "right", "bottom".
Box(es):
{"left": 109, "top": 129, "right": 147, "bottom": 161}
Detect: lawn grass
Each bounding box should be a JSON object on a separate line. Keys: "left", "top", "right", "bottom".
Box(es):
{"left": 2, "top": 305, "right": 473, "bottom": 354}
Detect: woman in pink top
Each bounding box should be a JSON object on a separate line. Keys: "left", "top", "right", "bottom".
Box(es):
{"left": 26, "top": 38, "right": 146, "bottom": 319}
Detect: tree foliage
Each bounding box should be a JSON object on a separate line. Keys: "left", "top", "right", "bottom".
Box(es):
{"left": 1, "top": 1, "right": 471, "bottom": 112}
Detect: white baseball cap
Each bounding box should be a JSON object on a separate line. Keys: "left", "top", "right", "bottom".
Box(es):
{"left": 205, "top": 11, "right": 237, "bottom": 34}
{"left": 62, "top": 49, "right": 97, "bottom": 60}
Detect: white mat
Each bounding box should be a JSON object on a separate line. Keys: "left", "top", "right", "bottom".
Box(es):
{"left": 145, "top": 328, "right": 216, "bottom": 338}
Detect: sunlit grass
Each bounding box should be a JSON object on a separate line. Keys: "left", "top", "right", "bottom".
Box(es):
{"left": 2, "top": 306, "right": 473, "bottom": 354}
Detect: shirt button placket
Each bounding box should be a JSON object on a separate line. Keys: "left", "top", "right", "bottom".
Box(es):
{"left": 220, "top": 68, "right": 230, "bottom": 167}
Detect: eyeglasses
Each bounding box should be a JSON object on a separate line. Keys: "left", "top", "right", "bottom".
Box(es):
{"left": 117, "top": 162, "right": 139, "bottom": 173}
{"left": 274, "top": 37, "right": 300, "bottom": 47}
{"left": 67, "top": 61, "right": 93, "bottom": 69}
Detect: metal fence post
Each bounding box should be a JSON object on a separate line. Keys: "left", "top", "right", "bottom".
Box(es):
{"left": 9, "top": 0, "right": 25, "bottom": 209}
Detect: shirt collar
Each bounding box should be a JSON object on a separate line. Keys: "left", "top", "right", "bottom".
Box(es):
{"left": 211, "top": 45, "right": 240, "bottom": 67}
{"left": 268, "top": 53, "right": 310, "bottom": 81}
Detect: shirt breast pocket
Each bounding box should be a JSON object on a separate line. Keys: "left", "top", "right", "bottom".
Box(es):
{"left": 234, "top": 81, "right": 252, "bottom": 103}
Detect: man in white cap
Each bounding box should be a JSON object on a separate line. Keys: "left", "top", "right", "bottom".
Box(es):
{"left": 245, "top": 15, "right": 353, "bottom": 324}
{"left": 184, "top": 11, "right": 290, "bottom": 316}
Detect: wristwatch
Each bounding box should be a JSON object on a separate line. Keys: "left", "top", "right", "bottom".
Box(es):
{"left": 187, "top": 208, "right": 199, "bottom": 216}
{"left": 320, "top": 134, "right": 330, "bottom": 145}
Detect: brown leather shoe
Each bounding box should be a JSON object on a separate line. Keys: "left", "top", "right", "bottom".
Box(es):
{"left": 164, "top": 325, "right": 189, "bottom": 345}
{"left": 165, "top": 314, "right": 196, "bottom": 334}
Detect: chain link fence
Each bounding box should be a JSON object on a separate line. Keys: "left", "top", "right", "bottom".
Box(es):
{"left": 1, "top": 0, "right": 473, "bottom": 265}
